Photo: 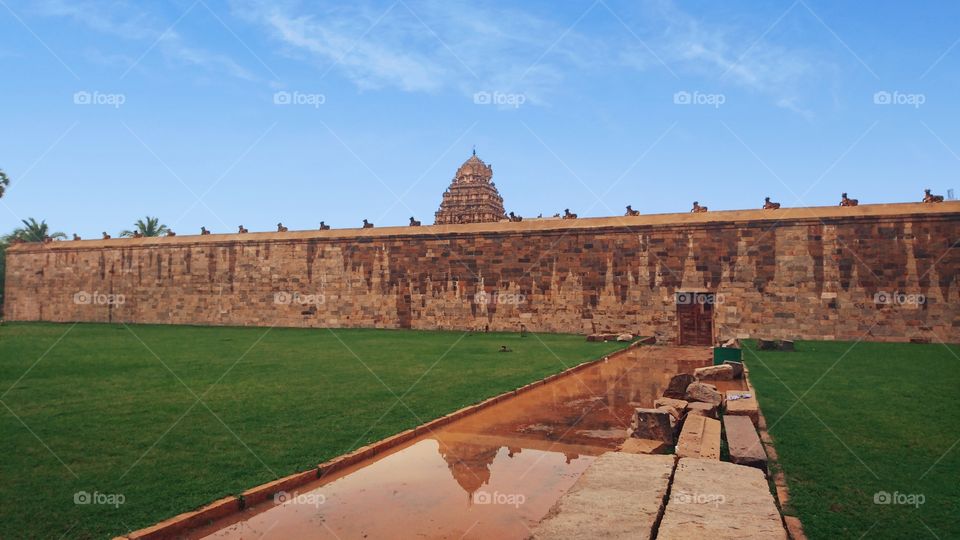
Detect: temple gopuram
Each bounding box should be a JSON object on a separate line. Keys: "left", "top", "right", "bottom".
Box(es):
{"left": 434, "top": 151, "right": 506, "bottom": 225}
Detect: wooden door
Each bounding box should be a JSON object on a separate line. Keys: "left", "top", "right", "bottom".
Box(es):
{"left": 677, "top": 292, "right": 714, "bottom": 346}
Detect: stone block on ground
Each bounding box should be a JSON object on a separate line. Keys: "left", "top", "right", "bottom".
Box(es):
{"left": 723, "top": 415, "right": 768, "bottom": 472}
{"left": 779, "top": 339, "right": 795, "bottom": 351}
{"left": 685, "top": 382, "right": 723, "bottom": 406}
{"left": 664, "top": 373, "right": 695, "bottom": 399}
{"left": 694, "top": 364, "right": 735, "bottom": 380}
{"left": 631, "top": 408, "right": 675, "bottom": 444}
{"left": 654, "top": 397, "right": 689, "bottom": 413}
{"left": 656, "top": 405, "right": 682, "bottom": 422}
{"left": 758, "top": 339, "right": 779, "bottom": 350}
{"left": 659, "top": 458, "right": 787, "bottom": 539}
{"left": 675, "top": 415, "right": 721, "bottom": 459}
{"left": 686, "top": 401, "right": 718, "bottom": 419}
{"left": 532, "top": 453, "right": 675, "bottom": 540}
{"left": 724, "top": 360, "right": 745, "bottom": 378}
{"left": 616, "top": 333, "right": 634, "bottom": 342}
{"left": 721, "top": 337, "right": 740, "bottom": 348}
{"left": 618, "top": 438, "right": 669, "bottom": 455}
{"left": 724, "top": 390, "right": 759, "bottom": 426}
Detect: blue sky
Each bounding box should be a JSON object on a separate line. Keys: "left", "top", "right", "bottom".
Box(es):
{"left": 1, "top": 0, "right": 958, "bottom": 236}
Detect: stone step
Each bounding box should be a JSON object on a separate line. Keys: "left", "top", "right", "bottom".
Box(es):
{"left": 675, "top": 414, "right": 721, "bottom": 460}
{"left": 723, "top": 414, "right": 768, "bottom": 472}
{"left": 658, "top": 458, "right": 787, "bottom": 539}
{"left": 532, "top": 452, "right": 675, "bottom": 540}
{"left": 724, "top": 390, "right": 760, "bottom": 426}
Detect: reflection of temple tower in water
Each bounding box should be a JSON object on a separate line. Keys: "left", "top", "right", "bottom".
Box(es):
{"left": 438, "top": 441, "right": 499, "bottom": 503}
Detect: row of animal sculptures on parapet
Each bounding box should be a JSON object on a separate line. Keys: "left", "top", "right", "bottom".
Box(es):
{"left": 505, "top": 209, "right": 577, "bottom": 222}
{"left": 670, "top": 189, "right": 944, "bottom": 216}
{"left": 25, "top": 188, "right": 951, "bottom": 243}
{"left": 68, "top": 218, "right": 420, "bottom": 241}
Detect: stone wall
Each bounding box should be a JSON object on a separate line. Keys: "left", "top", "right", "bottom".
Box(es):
{"left": 4, "top": 203, "right": 959, "bottom": 343}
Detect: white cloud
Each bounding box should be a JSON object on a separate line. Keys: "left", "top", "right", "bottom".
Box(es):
{"left": 32, "top": 0, "right": 257, "bottom": 82}
{"left": 229, "top": 0, "right": 597, "bottom": 103}
{"left": 627, "top": 0, "right": 819, "bottom": 112}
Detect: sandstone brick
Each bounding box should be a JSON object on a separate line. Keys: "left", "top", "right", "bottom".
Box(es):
{"left": 686, "top": 401, "right": 718, "bottom": 419}
{"left": 694, "top": 364, "right": 735, "bottom": 380}
{"left": 686, "top": 382, "right": 723, "bottom": 406}
{"left": 725, "top": 390, "right": 760, "bottom": 426}
{"left": 676, "top": 415, "right": 721, "bottom": 459}
{"left": 631, "top": 408, "right": 674, "bottom": 444}
{"left": 618, "top": 438, "right": 669, "bottom": 455}
{"left": 532, "top": 453, "right": 674, "bottom": 540}
{"left": 659, "top": 458, "right": 787, "bottom": 539}
{"left": 664, "top": 373, "right": 695, "bottom": 399}
{"left": 654, "top": 397, "right": 688, "bottom": 412}
{"left": 723, "top": 415, "right": 768, "bottom": 472}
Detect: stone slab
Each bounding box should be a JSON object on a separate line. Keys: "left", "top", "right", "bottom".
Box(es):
{"left": 685, "top": 382, "right": 723, "bottom": 406}
{"left": 725, "top": 390, "right": 760, "bottom": 426}
{"left": 723, "top": 415, "right": 768, "bottom": 472}
{"left": 664, "top": 373, "right": 696, "bottom": 399}
{"left": 532, "top": 452, "right": 675, "bottom": 540}
{"left": 723, "top": 360, "right": 744, "bottom": 378}
{"left": 659, "top": 458, "right": 787, "bottom": 539}
{"left": 694, "top": 364, "right": 735, "bottom": 380}
{"left": 675, "top": 415, "right": 721, "bottom": 460}
{"left": 654, "top": 397, "right": 689, "bottom": 412}
{"left": 686, "top": 401, "right": 718, "bottom": 419}
{"left": 632, "top": 408, "right": 675, "bottom": 444}
{"left": 618, "top": 438, "right": 670, "bottom": 455}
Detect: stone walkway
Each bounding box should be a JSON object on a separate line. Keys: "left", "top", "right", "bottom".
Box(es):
{"left": 531, "top": 453, "right": 787, "bottom": 539}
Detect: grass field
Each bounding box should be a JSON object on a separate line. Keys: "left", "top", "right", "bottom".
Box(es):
{"left": 745, "top": 340, "right": 960, "bottom": 539}
{"left": 0, "top": 322, "right": 626, "bottom": 539}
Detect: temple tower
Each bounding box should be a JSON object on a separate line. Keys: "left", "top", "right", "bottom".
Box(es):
{"left": 434, "top": 151, "right": 506, "bottom": 225}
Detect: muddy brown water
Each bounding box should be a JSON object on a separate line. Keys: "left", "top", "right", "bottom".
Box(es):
{"left": 190, "top": 347, "right": 742, "bottom": 540}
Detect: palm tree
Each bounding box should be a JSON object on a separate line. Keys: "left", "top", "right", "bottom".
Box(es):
{"left": 120, "top": 216, "right": 169, "bottom": 237}
{"left": 8, "top": 218, "right": 66, "bottom": 242}
{"left": 0, "top": 169, "right": 9, "bottom": 199}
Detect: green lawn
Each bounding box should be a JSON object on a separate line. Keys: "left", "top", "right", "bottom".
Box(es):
{"left": 745, "top": 340, "right": 960, "bottom": 539}
{"left": 0, "top": 322, "right": 625, "bottom": 539}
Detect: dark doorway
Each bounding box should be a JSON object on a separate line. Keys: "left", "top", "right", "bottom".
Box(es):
{"left": 676, "top": 292, "right": 715, "bottom": 346}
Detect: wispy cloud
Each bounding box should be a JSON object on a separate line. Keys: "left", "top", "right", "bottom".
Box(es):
{"left": 230, "top": 0, "right": 820, "bottom": 113}
{"left": 32, "top": 0, "right": 257, "bottom": 81}
{"left": 229, "top": 0, "right": 599, "bottom": 103}
{"left": 625, "top": 0, "right": 819, "bottom": 115}
{"left": 29, "top": 0, "right": 824, "bottom": 113}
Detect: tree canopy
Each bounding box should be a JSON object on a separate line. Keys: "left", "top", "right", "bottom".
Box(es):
{"left": 8, "top": 218, "right": 66, "bottom": 242}
{"left": 120, "top": 216, "right": 170, "bottom": 237}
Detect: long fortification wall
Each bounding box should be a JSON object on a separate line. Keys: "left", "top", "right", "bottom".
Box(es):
{"left": 5, "top": 202, "right": 959, "bottom": 343}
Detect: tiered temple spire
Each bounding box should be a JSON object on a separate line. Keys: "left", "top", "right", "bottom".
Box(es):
{"left": 434, "top": 152, "right": 506, "bottom": 225}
